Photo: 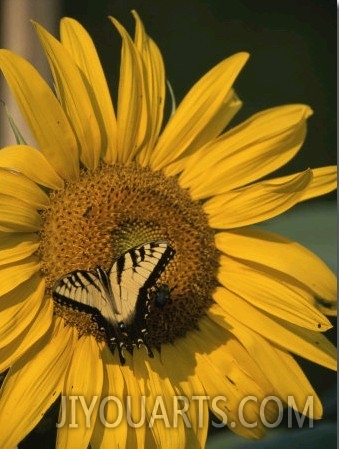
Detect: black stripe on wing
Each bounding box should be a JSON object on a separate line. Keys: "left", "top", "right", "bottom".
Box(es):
{"left": 52, "top": 271, "right": 108, "bottom": 332}
{"left": 143, "top": 241, "right": 176, "bottom": 289}
{"left": 115, "top": 240, "right": 176, "bottom": 291}
{"left": 53, "top": 270, "right": 124, "bottom": 359}
{"left": 53, "top": 285, "right": 106, "bottom": 330}
{"left": 53, "top": 270, "right": 103, "bottom": 301}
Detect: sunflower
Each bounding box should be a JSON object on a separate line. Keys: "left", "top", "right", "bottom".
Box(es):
{"left": 0, "top": 10, "right": 336, "bottom": 449}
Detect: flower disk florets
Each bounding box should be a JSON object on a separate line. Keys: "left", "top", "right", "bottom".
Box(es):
{"left": 39, "top": 162, "right": 219, "bottom": 347}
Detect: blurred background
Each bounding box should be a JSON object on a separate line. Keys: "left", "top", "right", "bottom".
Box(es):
{"left": 0, "top": 0, "right": 336, "bottom": 448}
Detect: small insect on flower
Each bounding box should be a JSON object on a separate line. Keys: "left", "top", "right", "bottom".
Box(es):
{"left": 151, "top": 283, "right": 176, "bottom": 308}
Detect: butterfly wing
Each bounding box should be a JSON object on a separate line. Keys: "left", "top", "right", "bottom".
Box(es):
{"left": 52, "top": 268, "right": 118, "bottom": 329}
{"left": 109, "top": 241, "right": 175, "bottom": 326}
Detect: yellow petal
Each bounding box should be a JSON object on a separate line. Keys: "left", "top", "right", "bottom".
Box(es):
{"left": 203, "top": 319, "right": 274, "bottom": 398}
{"left": 150, "top": 52, "right": 249, "bottom": 170}
{"left": 161, "top": 344, "right": 208, "bottom": 449}
{"left": 91, "top": 346, "right": 128, "bottom": 449}
{"left": 212, "top": 288, "right": 337, "bottom": 370}
{"left": 133, "top": 349, "right": 186, "bottom": 449}
{"left": 215, "top": 228, "right": 337, "bottom": 302}
{"left": 0, "top": 256, "right": 40, "bottom": 296}
{"left": 56, "top": 336, "right": 103, "bottom": 449}
{"left": 0, "top": 195, "right": 42, "bottom": 232}
{"left": 0, "top": 50, "right": 79, "bottom": 180}
{"left": 144, "top": 428, "right": 158, "bottom": 449}
{"left": 178, "top": 329, "right": 269, "bottom": 438}
{"left": 205, "top": 169, "right": 312, "bottom": 228}
{"left": 179, "top": 104, "right": 312, "bottom": 199}
{"left": 0, "top": 168, "right": 49, "bottom": 208}
{"left": 109, "top": 17, "right": 147, "bottom": 163}
{"left": 165, "top": 89, "right": 242, "bottom": 177}
{"left": 272, "top": 348, "right": 323, "bottom": 418}
{"left": 271, "top": 166, "right": 337, "bottom": 201}
{"left": 132, "top": 10, "right": 166, "bottom": 165}
{"left": 200, "top": 315, "right": 275, "bottom": 393}
{"left": 0, "top": 233, "right": 39, "bottom": 264}
{"left": 0, "top": 145, "right": 64, "bottom": 189}
{"left": 119, "top": 353, "right": 146, "bottom": 448}
{"left": 0, "top": 297, "right": 53, "bottom": 372}
{"left": 0, "top": 317, "right": 77, "bottom": 449}
{"left": 301, "top": 165, "right": 337, "bottom": 200}
{"left": 208, "top": 307, "right": 323, "bottom": 419}
{"left": 60, "top": 18, "right": 118, "bottom": 164}
{"left": 33, "top": 22, "right": 102, "bottom": 170}
{"left": 218, "top": 256, "right": 332, "bottom": 331}
{"left": 199, "top": 318, "right": 281, "bottom": 433}
{"left": 0, "top": 274, "right": 45, "bottom": 348}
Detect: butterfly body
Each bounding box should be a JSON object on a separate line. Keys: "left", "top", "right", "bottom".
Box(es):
{"left": 52, "top": 241, "right": 175, "bottom": 364}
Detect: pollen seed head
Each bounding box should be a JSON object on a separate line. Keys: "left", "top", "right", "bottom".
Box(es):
{"left": 38, "top": 163, "right": 219, "bottom": 347}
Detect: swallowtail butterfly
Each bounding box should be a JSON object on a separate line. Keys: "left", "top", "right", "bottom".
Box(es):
{"left": 52, "top": 241, "right": 175, "bottom": 364}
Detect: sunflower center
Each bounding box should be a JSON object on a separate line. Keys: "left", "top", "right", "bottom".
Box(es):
{"left": 39, "top": 163, "right": 218, "bottom": 348}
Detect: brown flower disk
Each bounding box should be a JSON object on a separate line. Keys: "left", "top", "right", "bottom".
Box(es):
{"left": 39, "top": 163, "right": 219, "bottom": 347}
